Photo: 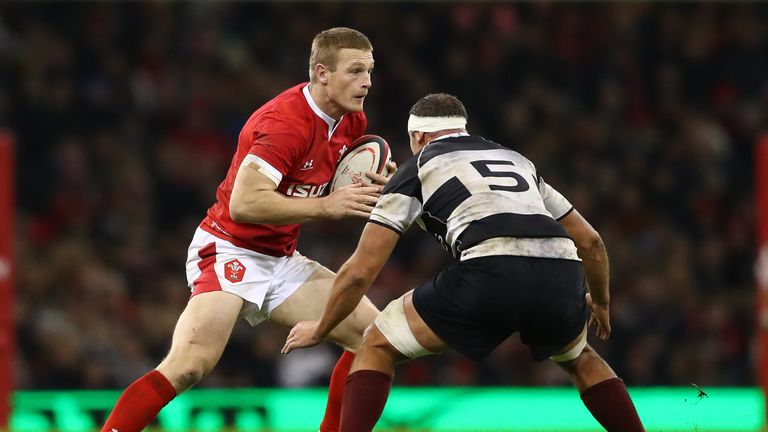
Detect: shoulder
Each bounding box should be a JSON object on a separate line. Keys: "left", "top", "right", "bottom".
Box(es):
{"left": 382, "top": 155, "right": 421, "bottom": 195}
{"left": 261, "top": 83, "right": 311, "bottom": 121}
{"left": 395, "top": 154, "right": 420, "bottom": 177}
{"left": 249, "top": 84, "right": 313, "bottom": 136}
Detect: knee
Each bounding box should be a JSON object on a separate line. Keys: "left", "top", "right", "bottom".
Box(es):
{"left": 575, "top": 344, "right": 599, "bottom": 363}
{"left": 351, "top": 323, "right": 401, "bottom": 374}
{"left": 559, "top": 345, "right": 616, "bottom": 390}
{"left": 357, "top": 323, "right": 399, "bottom": 361}
{"left": 328, "top": 328, "right": 362, "bottom": 352}
{"left": 328, "top": 308, "right": 377, "bottom": 351}
{"left": 178, "top": 357, "right": 214, "bottom": 389}
{"left": 361, "top": 323, "right": 389, "bottom": 349}
{"left": 561, "top": 345, "right": 599, "bottom": 373}
{"left": 160, "top": 354, "right": 216, "bottom": 392}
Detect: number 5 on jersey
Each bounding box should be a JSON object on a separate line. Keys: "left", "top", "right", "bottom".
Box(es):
{"left": 470, "top": 159, "right": 532, "bottom": 192}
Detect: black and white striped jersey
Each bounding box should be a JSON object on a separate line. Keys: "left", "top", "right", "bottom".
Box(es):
{"left": 369, "top": 133, "right": 579, "bottom": 261}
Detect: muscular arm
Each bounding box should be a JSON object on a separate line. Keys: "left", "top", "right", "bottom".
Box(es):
{"left": 230, "top": 163, "right": 326, "bottom": 225}
{"left": 313, "top": 223, "right": 399, "bottom": 338}
{"left": 281, "top": 223, "right": 399, "bottom": 353}
{"left": 230, "top": 162, "right": 380, "bottom": 225}
{"left": 559, "top": 210, "right": 609, "bottom": 305}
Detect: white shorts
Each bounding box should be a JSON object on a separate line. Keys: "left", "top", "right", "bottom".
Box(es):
{"left": 185, "top": 227, "right": 326, "bottom": 326}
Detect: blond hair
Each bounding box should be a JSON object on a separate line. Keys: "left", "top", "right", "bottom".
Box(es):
{"left": 309, "top": 27, "right": 372, "bottom": 82}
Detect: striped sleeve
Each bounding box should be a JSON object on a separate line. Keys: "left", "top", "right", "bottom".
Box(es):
{"left": 538, "top": 176, "right": 574, "bottom": 220}
{"left": 369, "top": 157, "right": 423, "bottom": 233}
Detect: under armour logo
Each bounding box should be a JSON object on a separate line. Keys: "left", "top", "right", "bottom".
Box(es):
{"left": 300, "top": 160, "right": 314, "bottom": 170}
{"left": 112, "top": 429, "right": 119, "bottom": 432}
{"left": 338, "top": 145, "right": 348, "bottom": 158}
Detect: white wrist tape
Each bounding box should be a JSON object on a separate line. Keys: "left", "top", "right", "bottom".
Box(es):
{"left": 407, "top": 115, "right": 467, "bottom": 133}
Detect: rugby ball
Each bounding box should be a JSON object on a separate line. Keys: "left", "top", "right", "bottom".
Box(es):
{"left": 330, "top": 134, "right": 392, "bottom": 192}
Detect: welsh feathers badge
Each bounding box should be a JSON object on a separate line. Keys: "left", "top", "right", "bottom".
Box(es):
{"left": 224, "top": 259, "right": 245, "bottom": 282}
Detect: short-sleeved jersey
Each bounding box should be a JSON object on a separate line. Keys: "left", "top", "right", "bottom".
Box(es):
{"left": 201, "top": 83, "right": 367, "bottom": 257}
{"left": 369, "top": 133, "right": 579, "bottom": 261}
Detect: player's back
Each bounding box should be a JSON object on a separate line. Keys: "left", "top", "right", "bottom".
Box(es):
{"left": 405, "top": 135, "right": 590, "bottom": 365}
{"left": 371, "top": 133, "right": 578, "bottom": 261}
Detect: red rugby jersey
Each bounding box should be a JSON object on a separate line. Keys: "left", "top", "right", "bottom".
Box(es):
{"left": 201, "top": 83, "right": 367, "bottom": 256}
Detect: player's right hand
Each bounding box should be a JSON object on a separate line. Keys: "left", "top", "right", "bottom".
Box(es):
{"left": 321, "top": 183, "right": 381, "bottom": 219}
{"left": 586, "top": 293, "right": 611, "bottom": 340}
{"left": 282, "top": 321, "right": 323, "bottom": 354}
{"left": 365, "top": 161, "right": 398, "bottom": 187}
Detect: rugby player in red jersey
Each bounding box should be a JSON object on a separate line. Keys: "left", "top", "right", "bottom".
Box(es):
{"left": 102, "top": 27, "right": 392, "bottom": 432}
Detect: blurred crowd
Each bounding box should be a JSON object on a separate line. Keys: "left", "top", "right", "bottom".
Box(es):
{"left": 3, "top": 2, "right": 764, "bottom": 390}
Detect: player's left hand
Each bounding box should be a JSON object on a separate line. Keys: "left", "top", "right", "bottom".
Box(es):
{"left": 365, "top": 161, "right": 397, "bottom": 186}
{"left": 282, "top": 321, "right": 323, "bottom": 354}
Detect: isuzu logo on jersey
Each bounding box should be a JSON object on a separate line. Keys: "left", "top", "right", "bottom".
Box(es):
{"left": 285, "top": 182, "right": 329, "bottom": 198}
{"left": 224, "top": 259, "right": 245, "bottom": 282}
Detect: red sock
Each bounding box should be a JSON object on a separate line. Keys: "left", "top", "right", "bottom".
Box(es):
{"left": 580, "top": 377, "right": 644, "bottom": 432}
{"left": 340, "top": 370, "right": 392, "bottom": 432}
{"left": 101, "top": 370, "right": 177, "bottom": 432}
{"left": 320, "top": 351, "right": 356, "bottom": 432}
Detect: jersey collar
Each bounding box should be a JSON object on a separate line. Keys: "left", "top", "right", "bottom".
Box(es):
{"left": 303, "top": 84, "right": 342, "bottom": 140}
{"left": 429, "top": 131, "right": 469, "bottom": 144}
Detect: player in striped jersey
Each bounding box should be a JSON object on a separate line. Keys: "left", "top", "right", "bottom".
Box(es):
{"left": 283, "top": 93, "right": 644, "bottom": 431}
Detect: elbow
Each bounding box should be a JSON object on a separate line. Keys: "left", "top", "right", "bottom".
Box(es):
{"left": 230, "top": 190, "right": 269, "bottom": 224}
{"left": 345, "top": 268, "right": 374, "bottom": 288}
{"left": 576, "top": 231, "right": 605, "bottom": 258}
{"left": 229, "top": 201, "right": 247, "bottom": 223}
{"left": 339, "top": 263, "right": 375, "bottom": 291}
{"left": 229, "top": 199, "right": 259, "bottom": 224}
{"left": 348, "top": 274, "right": 369, "bottom": 289}
{"left": 585, "top": 232, "right": 604, "bottom": 251}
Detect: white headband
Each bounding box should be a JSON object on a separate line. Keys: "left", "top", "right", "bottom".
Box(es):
{"left": 407, "top": 115, "right": 467, "bottom": 133}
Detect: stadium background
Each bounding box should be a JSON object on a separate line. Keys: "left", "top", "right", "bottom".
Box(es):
{"left": 2, "top": 2, "right": 766, "bottom": 431}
